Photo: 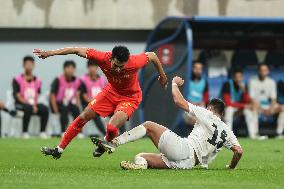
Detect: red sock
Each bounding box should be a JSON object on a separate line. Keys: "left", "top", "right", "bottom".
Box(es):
{"left": 59, "top": 116, "right": 87, "bottom": 149}
{"left": 105, "top": 124, "right": 119, "bottom": 142}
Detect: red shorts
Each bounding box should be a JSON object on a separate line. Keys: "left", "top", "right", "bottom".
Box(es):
{"left": 88, "top": 85, "right": 142, "bottom": 119}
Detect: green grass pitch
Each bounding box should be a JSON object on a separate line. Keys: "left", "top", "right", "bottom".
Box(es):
{"left": 0, "top": 138, "right": 283, "bottom": 189}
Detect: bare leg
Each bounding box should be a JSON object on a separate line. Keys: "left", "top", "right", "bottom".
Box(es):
{"left": 81, "top": 106, "right": 98, "bottom": 121}
{"left": 116, "top": 121, "right": 169, "bottom": 169}
{"left": 277, "top": 111, "right": 284, "bottom": 136}
{"left": 138, "top": 153, "right": 168, "bottom": 169}
{"left": 144, "top": 121, "right": 168, "bottom": 148}
{"left": 108, "top": 110, "right": 128, "bottom": 128}
{"left": 224, "top": 107, "right": 236, "bottom": 131}
{"left": 243, "top": 108, "right": 259, "bottom": 138}
{"left": 58, "top": 106, "right": 98, "bottom": 149}
{"left": 113, "top": 121, "right": 168, "bottom": 149}
{"left": 105, "top": 110, "right": 128, "bottom": 141}
{"left": 120, "top": 152, "right": 168, "bottom": 170}
{"left": 41, "top": 105, "right": 100, "bottom": 159}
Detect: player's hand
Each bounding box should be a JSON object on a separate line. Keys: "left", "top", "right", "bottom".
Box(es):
{"left": 33, "top": 106, "right": 38, "bottom": 114}
{"left": 245, "top": 104, "right": 253, "bottom": 110}
{"left": 172, "top": 76, "right": 184, "bottom": 87}
{"left": 238, "top": 82, "right": 245, "bottom": 90}
{"left": 158, "top": 74, "right": 168, "bottom": 89}
{"left": 280, "top": 105, "right": 284, "bottom": 111}
{"left": 0, "top": 101, "right": 4, "bottom": 109}
{"left": 33, "top": 49, "right": 50, "bottom": 59}
{"left": 54, "top": 111, "right": 60, "bottom": 115}
{"left": 262, "top": 108, "right": 272, "bottom": 116}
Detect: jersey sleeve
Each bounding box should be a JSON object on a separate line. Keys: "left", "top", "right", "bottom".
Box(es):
{"left": 12, "top": 78, "right": 20, "bottom": 100}
{"left": 79, "top": 81, "right": 87, "bottom": 94}
{"left": 270, "top": 79, "right": 277, "bottom": 99}
{"left": 50, "top": 78, "right": 59, "bottom": 94}
{"left": 187, "top": 102, "right": 212, "bottom": 127}
{"left": 133, "top": 53, "right": 149, "bottom": 69}
{"left": 86, "top": 48, "right": 109, "bottom": 66}
{"left": 223, "top": 130, "right": 241, "bottom": 149}
{"left": 248, "top": 79, "right": 256, "bottom": 99}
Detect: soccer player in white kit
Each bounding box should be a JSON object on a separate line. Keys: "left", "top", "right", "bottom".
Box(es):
{"left": 97, "top": 76, "right": 243, "bottom": 170}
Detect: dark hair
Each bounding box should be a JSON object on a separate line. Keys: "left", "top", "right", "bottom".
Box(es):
{"left": 87, "top": 60, "right": 98, "bottom": 67}
{"left": 23, "top": 56, "right": 34, "bottom": 65}
{"left": 111, "top": 45, "right": 130, "bottom": 63}
{"left": 207, "top": 98, "right": 225, "bottom": 116}
{"left": 232, "top": 67, "right": 243, "bottom": 76}
{"left": 258, "top": 63, "right": 269, "bottom": 70}
{"left": 63, "top": 60, "right": 76, "bottom": 69}
{"left": 192, "top": 60, "right": 203, "bottom": 66}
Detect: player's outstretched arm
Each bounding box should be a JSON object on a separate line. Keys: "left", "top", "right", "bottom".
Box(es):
{"left": 146, "top": 52, "right": 168, "bottom": 89}
{"left": 33, "top": 47, "right": 88, "bottom": 59}
{"left": 227, "top": 145, "right": 243, "bottom": 169}
{"left": 172, "top": 76, "right": 189, "bottom": 112}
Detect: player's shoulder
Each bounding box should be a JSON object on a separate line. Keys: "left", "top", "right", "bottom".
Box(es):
{"left": 249, "top": 75, "right": 258, "bottom": 82}
{"left": 127, "top": 53, "right": 147, "bottom": 67}
{"left": 101, "top": 51, "right": 112, "bottom": 60}
{"left": 265, "top": 76, "right": 276, "bottom": 84}
{"left": 129, "top": 52, "right": 147, "bottom": 60}
{"left": 34, "top": 75, "right": 42, "bottom": 83}
{"left": 87, "top": 48, "right": 112, "bottom": 59}
{"left": 14, "top": 73, "right": 23, "bottom": 80}
{"left": 212, "top": 115, "right": 228, "bottom": 129}
{"left": 105, "top": 51, "right": 112, "bottom": 56}
{"left": 189, "top": 102, "right": 211, "bottom": 114}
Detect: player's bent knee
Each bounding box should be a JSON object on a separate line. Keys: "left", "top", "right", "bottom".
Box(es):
{"left": 143, "top": 121, "right": 155, "bottom": 132}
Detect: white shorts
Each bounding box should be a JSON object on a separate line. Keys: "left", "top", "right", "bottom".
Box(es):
{"left": 158, "top": 130, "right": 195, "bottom": 169}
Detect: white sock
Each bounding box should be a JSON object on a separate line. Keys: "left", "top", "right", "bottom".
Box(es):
{"left": 134, "top": 155, "right": 148, "bottom": 169}
{"left": 56, "top": 146, "right": 64, "bottom": 153}
{"left": 113, "top": 124, "right": 146, "bottom": 146}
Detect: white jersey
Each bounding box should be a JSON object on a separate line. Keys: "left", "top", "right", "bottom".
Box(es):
{"left": 186, "top": 103, "right": 240, "bottom": 168}
{"left": 248, "top": 76, "right": 276, "bottom": 108}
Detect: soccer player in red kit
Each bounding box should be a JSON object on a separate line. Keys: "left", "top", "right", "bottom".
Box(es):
{"left": 33, "top": 46, "right": 168, "bottom": 159}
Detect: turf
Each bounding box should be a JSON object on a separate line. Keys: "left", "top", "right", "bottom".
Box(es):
{"left": 0, "top": 138, "right": 283, "bottom": 189}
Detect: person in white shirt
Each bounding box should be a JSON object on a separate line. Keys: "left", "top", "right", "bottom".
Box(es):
{"left": 246, "top": 63, "right": 278, "bottom": 138}
{"left": 93, "top": 76, "right": 243, "bottom": 170}
{"left": 276, "top": 80, "right": 284, "bottom": 138}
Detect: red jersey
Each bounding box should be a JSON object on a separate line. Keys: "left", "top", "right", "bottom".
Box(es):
{"left": 86, "top": 48, "right": 148, "bottom": 96}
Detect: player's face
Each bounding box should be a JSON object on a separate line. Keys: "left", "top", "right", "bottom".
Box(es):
{"left": 88, "top": 65, "right": 98, "bottom": 75}
{"left": 23, "top": 61, "right": 35, "bottom": 73}
{"left": 64, "top": 66, "right": 75, "bottom": 78}
{"left": 233, "top": 72, "right": 243, "bottom": 85}
{"left": 259, "top": 65, "right": 269, "bottom": 79}
{"left": 192, "top": 63, "right": 203, "bottom": 78}
{"left": 111, "top": 58, "right": 125, "bottom": 74}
